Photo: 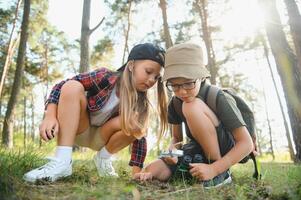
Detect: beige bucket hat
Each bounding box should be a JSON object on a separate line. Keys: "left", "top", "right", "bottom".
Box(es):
{"left": 162, "top": 43, "right": 210, "bottom": 81}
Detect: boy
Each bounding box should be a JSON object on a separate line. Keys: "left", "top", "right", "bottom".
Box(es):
{"left": 134, "top": 43, "right": 254, "bottom": 188}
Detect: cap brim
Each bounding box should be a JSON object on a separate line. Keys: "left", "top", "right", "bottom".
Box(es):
{"left": 117, "top": 63, "right": 126, "bottom": 71}
{"left": 162, "top": 64, "right": 210, "bottom": 81}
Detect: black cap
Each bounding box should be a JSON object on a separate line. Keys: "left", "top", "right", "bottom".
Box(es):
{"left": 117, "top": 43, "right": 165, "bottom": 71}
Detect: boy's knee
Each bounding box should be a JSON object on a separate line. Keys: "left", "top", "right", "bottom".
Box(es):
{"left": 182, "top": 98, "right": 205, "bottom": 118}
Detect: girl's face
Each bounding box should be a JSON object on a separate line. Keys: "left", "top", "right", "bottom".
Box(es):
{"left": 166, "top": 77, "right": 201, "bottom": 103}
{"left": 131, "top": 60, "right": 162, "bottom": 92}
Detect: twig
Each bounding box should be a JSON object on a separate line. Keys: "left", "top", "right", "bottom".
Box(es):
{"left": 156, "top": 185, "right": 202, "bottom": 197}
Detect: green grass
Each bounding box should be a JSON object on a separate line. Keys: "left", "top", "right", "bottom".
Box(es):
{"left": 0, "top": 147, "right": 300, "bottom": 200}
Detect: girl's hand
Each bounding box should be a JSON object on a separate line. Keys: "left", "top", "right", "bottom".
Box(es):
{"left": 163, "top": 156, "right": 178, "bottom": 165}
{"left": 39, "top": 116, "right": 59, "bottom": 141}
{"left": 189, "top": 163, "right": 217, "bottom": 181}
{"left": 168, "top": 141, "right": 183, "bottom": 151}
{"left": 133, "top": 172, "right": 153, "bottom": 181}
{"left": 164, "top": 142, "right": 181, "bottom": 165}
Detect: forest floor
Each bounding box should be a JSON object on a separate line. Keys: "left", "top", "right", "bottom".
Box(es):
{"left": 1, "top": 144, "right": 301, "bottom": 200}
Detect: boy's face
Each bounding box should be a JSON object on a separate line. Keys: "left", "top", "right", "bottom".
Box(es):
{"left": 166, "top": 77, "right": 201, "bottom": 103}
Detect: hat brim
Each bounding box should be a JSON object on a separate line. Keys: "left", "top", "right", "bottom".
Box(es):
{"left": 162, "top": 64, "right": 210, "bottom": 81}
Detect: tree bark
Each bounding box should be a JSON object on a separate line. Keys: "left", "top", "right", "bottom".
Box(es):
{"left": 23, "top": 96, "right": 27, "bottom": 148}
{"left": 80, "top": 0, "right": 91, "bottom": 73}
{"left": 194, "top": 0, "right": 217, "bottom": 85}
{"left": 284, "top": 0, "right": 301, "bottom": 73}
{"left": 122, "top": 0, "right": 132, "bottom": 64}
{"left": 80, "top": 0, "right": 104, "bottom": 73}
{"left": 2, "top": 0, "right": 30, "bottom": 148}
{"left": 159, "top": 0, "right": 173, "bottom": 49}
{"left": 256, "top": 129, "right": 263, "bottom": 155}
{"left": 31, "top": 93, "right": 35, "bottom": 141}
{"left": 0, "top": 0, "right": 22, "bottom": 98}
{"left": 262, "top": 83, "right": 275, "bottom": 160}
{"left": 261, "top": 35, "right": 295, "bottom": 161}
{"left": 261, "top": 0, "right": 301, "bottom": 162}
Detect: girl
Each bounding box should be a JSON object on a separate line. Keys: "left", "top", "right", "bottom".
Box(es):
{"left": 23, "top": 43, "right": 168, "bottom": 183}
{"left": 134, "top": 43, "right": 254, "bottom": 188}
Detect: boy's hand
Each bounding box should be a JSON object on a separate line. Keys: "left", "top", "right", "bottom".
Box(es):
{"left": 39, "top": 116, "right": 59, "bottom": 141}
{"left": 133, "top": 172, "right": 153, "bottom": 181}
{"left": 189, "top": 163, "right": 217, "bottom": 181}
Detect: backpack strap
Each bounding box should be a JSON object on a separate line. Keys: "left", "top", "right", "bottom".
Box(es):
{"left": 250, "top": 152, "right": 261, "bottom": 180}
{"left": 204, "top": 85, "right": 221, "bottom": 113}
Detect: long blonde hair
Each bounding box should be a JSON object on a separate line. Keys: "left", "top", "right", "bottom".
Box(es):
{"left": 119, "top": 62, "right": 168, "bottom": 139}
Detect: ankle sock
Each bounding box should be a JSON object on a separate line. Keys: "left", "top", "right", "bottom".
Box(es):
{"left": 55, "top": 146, "right": 72, "bottom": 163}
{"left": 98, "top": 146, "right": 112, "bottom": 159}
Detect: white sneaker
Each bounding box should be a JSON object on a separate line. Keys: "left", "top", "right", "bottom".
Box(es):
{"left": 23, "top": 157, "right": 72, "bottom": 183}
{"left": 93, "top": 155, "right": 118, "bottom": 177}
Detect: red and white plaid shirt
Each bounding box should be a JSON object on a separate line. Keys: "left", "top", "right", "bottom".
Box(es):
{"left": 46, "top": 67, "right": 147, "bottom": 168}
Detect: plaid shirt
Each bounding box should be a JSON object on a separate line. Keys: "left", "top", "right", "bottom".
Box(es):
{"left": 46, "top": 67, "right": 147, "bottom": 168}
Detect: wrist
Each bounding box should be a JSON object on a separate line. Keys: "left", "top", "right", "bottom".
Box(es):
{"left": 211, "top": 156, "right": 232, "bottom": 176}
{"left": 44, "top": 110, "right": 56, "bottom": 119}
{"left": 210, "top": 161, "right": 222, "bottom": 176}
{"left": 44, "top": 104, "right": 57, "bottom": 118}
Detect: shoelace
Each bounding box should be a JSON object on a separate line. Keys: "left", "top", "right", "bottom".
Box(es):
{"left": 40, "top": 157, "right": 61, "bottom": 171}
{"left": 102, "top": 159, "right": 115, "bottom": 173}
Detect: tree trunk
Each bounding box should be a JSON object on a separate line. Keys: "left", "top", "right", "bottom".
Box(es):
{"left": 0, "top": 0, "right": 22, "bottom": 98}
{"left": 159, "top": 0, "right": 173, "bottom": 49}
{"left": 80, "top": 0, "right": 91, "bottom": 73}
{"left": 122, "top": 0, "right": 132, "bottom": 64}
{"left": 262, "top": 83, "right": 275, "bottom": 160}
{"left": 23, "top": 96, "right": 27, "bottom": 148}
{"left": 284, "top": 0, "right": 301, "bottom": 72}
{"left": 261, "top": 0, "right": 301, "bottom": 162}
{"left": 256, "top": 129, "right": 263, "bottom": 155}
{"left": 31, "top": 93, "right": 35, "bottom": 141}
{"left": 80, "top": 0, "right": 104, "bottom": 73}
{"left": 261, "top": 35, "right": 295, "bottom": 161}
{"left": 0, "top": 100, "right": 2, "bottom": 138}
{"left": 194, "top": 0, "right": 217, "bottom": 85}
{"left": 2, "top": 0, "right": 30, "bottom": 148}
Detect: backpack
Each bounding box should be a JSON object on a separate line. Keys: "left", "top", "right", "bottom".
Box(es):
{"left": 172, "top": 84, "right": 261, "bottom": 180}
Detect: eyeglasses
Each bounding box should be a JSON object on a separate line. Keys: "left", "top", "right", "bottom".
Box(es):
{"left": 166, "top": 80, "right": 198, "bottom": 92}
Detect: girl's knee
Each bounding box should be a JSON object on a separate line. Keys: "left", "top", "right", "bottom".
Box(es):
{"left": 61, "top": 80, "right": 85, "bottom": 98}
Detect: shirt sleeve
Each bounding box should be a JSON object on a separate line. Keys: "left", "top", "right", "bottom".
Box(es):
{"left": 216, "top": 92, "right": 246, "bottom": 132}
{"left": 168, "top": 98, "right": 183, "bottom": 124}
{"left": 45, "top": 68, "right": 110, "bottom": 109}
{"left": 129, "top": 137, "right": 147, "bottom": 168}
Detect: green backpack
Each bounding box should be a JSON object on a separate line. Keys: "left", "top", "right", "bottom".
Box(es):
{"left": 172, "top": 84, "right": 261, "bottom": 180}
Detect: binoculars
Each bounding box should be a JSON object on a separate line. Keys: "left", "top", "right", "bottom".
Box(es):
{"left": 178, "top": 154, "right": 204, "bottom": 172}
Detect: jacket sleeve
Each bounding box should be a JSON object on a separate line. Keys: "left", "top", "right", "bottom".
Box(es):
{"left": 45, "top": 68, "right": 111, "bottom": 109}
{"left": 129, "top": 137, "right": 147, "bottom": 168}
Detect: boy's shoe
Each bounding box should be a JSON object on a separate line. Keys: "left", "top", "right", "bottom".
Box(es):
{"left": 93, "top": 155, "right": 118, "bottom": 177}
{"left": 202, "top": 170, "right": 232, "bottom": 189}
{"left": 23, "top": 157, "right": 72, "bottom": 183}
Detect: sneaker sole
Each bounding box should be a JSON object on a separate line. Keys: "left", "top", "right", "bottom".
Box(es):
{"left": 50, "top": 169, "right": 72, "bottom": 182}
{"left": 23, "top": 168, "right": 72, "bottom": 183}
{"left": 204, "top": 175, "right": 232, "bottom": 189}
